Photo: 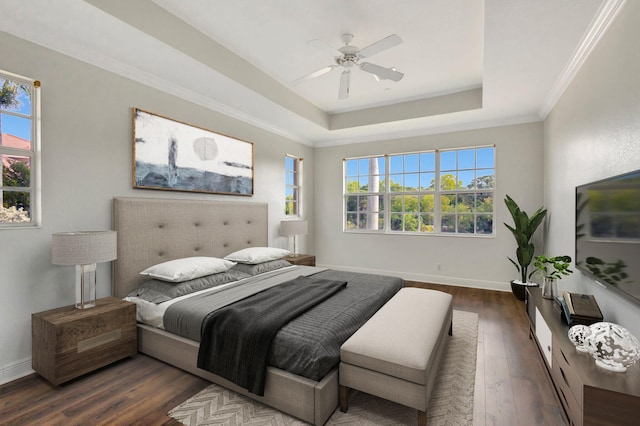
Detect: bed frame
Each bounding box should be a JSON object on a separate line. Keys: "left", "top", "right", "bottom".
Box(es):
{"left": 112, "top": 197, "right": 338, "bottom": 425}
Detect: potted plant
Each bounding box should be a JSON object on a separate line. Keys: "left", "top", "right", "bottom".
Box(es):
{"left": 504, "top": 195, "right": 547, "bottom": 300}
{"left": 532, "top": 255, "right": 573, "bottom": 299}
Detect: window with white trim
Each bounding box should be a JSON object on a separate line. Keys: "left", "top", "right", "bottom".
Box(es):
{"left": 285, "top": 155, "right": 302, "bottom": 217}
{"left": 1, "top": 71, "right": 40, "bottom": 227}
{"left": 344, "top": 146, "right": 495, "bottom": 235}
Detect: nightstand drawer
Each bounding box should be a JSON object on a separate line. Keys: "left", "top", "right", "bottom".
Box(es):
{"left": 32, "top": 297, "right": 136, "bottom": 385}
{"left": 552, "top": 354, "right": 583, "bottom": 426}
{"left": 552, "top": 337, "right": 584, "bottom": 409}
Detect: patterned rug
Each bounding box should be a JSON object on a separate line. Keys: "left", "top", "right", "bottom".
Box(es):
{"left": 169, "top": 310, "right": 478, "bottom": 425}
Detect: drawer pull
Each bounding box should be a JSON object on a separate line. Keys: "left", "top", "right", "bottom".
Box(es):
{"left": 561, "top": 348, "right": 569, "bottom": 365}
{"left": 559, "top": 387, "right": 569, "bottom": 406}
{"left": 560, "top": 366, "right": 569, "bottom": 387}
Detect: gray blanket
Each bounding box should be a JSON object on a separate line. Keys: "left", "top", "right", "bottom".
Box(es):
{"left": 164, "top": 266, "right": 404, "bottom": 381}
{"left": 197, "top": 276, "right": 347, "bottom": 395}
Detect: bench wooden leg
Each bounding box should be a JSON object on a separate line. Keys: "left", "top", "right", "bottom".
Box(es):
{"left": 418, "top": 410, "right": 426, "bottom": 426}
{"left": 339, "top": 385, "right": 350, "bottom": 412}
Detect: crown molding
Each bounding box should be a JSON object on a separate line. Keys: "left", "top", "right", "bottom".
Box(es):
{"left": 539, "top": 0, "right": 627, "bottom": 118}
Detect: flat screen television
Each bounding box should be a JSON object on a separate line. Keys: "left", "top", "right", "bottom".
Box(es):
{"left": 575, "top": 169, "right": 640, "bottom": 305}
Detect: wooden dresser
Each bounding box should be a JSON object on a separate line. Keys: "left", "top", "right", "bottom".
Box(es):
{"left": 32, "top": 297, "right": 136, "bottom": 385}
{"left": 526, "top": 287, "right": 640, "bottom": 425}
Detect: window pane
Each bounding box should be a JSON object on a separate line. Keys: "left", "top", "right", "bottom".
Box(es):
{"left": 346, "top": 213, "right": 357, "bottom": 229}
{"left": 285, "top": 200, "right": 296, "bottom": 215}
{"left": 477, "top": 192, "right": 493, "bottom": 212}
{"left": 390, "top": 174, "right": 403, "bottom": 192}
{"left": 1, "top": 191, "right": 31, "bottom": 223}
{"left": 405, "top": 173, "right": 418, "bottom": 190}
{"left": 390, "top": 213, "right": 402, "bottom": 231}
{"left": 440, "top": 151, "right": 456, "bottom": 171}
{"left": 286, "top": 171, "right": 294, "bottom": 186}
{"left": 440, "top": 173, "right": 458, "bottom": 190}
{"left": 441, "top": 214, "right": 456, "bottom": 233}
{"left": 345, "top": 159, "right": 358, "bottom": 176}
{"left": 458, "top": 170, "right": 474, "bottom": 189}
{"left": 390, "top": 195, "right": 402, "bottom": 212}
{"left": 357, "top": 213, "right": 368, "bottom": 229}
{"left": 405, "top": 195, "right": 418, "bottom": 212}
{"left": 457, "top": 193, "right": 474, "bottom": 212}
{"left": 1, "top": 115, "right": 32, "bottom": 144}
{"left": 441, "top": 194, "right": 456, "bottom": 212}
{"left": 420, "top": 214, "right": 434, "bottom": 233}
{"left": 389, "top": 155, "right": 403, "bottom": 174}
{"left": 475, "top": 171, "right": 495, "bottom": 189}
{"left": 346, "top": 195, "right": 358, "bottom": 212}
{"left": 420, "top": 172, "right": 435, "bottom": 189}
{"left": 420, "top": 152, "right": 435, "bottom": 171}
{"left": 345, "top": 178, "right": 359, "bottom": 193}
{"left": 404, "top": 213, "right": 419, "bottom": 231}
{"left": 405, "top": 154, "right": 419, "bottom": 173}
{"left": 458, "top": 149, "right": 474, "bottom": 169}
{"left": 476, "top": 147, "right": 495, "bottom": 168}
{"left": 420, "top": 194, "right": 435, "bottom": 212}
{"left": 458, "top": 214, "right": 475, "bottom": 233}
{"left": 358, "top": 196, "right": 368, "bottom": 211}
{"left": 0, "top": 78, "right": 32, "bottom": 114}
{"left": 2, "top": 156, "right": 30, "bottom": 187}
{"left": 477, "top": 214, "right": 493, "bottom": 234}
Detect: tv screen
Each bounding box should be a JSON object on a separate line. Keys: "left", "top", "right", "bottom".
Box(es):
{"left": 575, "top": 169, "right": 640, "bottom": 304}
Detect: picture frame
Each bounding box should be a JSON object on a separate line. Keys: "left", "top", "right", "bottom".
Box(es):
{"left": 132, "top": 108, "right": 254, "bottom": 196}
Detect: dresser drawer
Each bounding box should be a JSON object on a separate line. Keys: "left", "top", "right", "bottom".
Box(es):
{"left": 552, "top": 337, "right": 584, "bottom": 408}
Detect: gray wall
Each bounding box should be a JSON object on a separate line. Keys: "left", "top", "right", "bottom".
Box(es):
{"left": 314, "top": 122, "right": 544, "bottom": 290}
{"left": 0, "top": 32, "right": 314, "bottom": 383}
{"left": 544, "top": 0, "right": 640, "bottom": 338}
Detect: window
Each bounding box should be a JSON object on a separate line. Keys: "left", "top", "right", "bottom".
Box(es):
{"left": 344, "top": 146, "right": 495, "bottom": 236}
{"left": 1, "top": 71, "right": 40, "bottom": 227}
{"left": 285, "top": 155, "right": 302, "bottom": 216}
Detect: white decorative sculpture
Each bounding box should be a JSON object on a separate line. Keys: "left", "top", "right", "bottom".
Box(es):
{"left": 581, "top": 322, "right": 640, "bottom": 373}
{"left": 568, "top": 324, "right": 590, "bottom": 353}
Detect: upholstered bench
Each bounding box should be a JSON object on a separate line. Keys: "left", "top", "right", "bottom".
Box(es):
{"left": 339, "top": 287, "right": 453, "bottom": 426}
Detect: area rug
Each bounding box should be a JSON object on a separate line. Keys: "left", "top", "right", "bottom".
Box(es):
{"left": 169, "top": 310, "right": 478, "bottom": 425}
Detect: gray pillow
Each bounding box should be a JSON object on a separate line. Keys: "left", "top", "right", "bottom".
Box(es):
{"left": 128, "top": 269, "right": 251, "bottom": 303}
{"left": 231, "top": 259, "right": 292, "bottom": 276}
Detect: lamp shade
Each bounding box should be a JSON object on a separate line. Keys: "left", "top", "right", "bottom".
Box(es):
{"left": 52, "top": 231, "right": 117, "bottom": 265}
{"left": 280, "top": 220, "right": 308, "bottom": 236}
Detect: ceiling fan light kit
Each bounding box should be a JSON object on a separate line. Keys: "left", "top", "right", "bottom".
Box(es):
{"left": 294, "top": 33, "right": 404, "bottom": 99}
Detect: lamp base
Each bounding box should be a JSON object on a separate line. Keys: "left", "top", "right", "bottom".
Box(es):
{"left": 76, "top": 263, "right": 97, "bottom": 309}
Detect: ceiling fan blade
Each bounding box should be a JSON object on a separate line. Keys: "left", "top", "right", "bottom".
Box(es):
{"left": 359, "top": 62, "right": 404, "bottom": 82}
{"left": 338, "top": 70, "right": 351, "bottom": 99}
{"left": 292, "top": 65, "right": 336, "bottom": 85}
{"left": 358, "top": 34, "right": 402, "bottom": 58}
{"left": 307, "top": 39, "right": 343, "bottom": 57}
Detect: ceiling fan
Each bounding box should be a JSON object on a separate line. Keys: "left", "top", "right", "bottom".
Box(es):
{"left": 293, "top": 33, "right": 404, "bottom": 99}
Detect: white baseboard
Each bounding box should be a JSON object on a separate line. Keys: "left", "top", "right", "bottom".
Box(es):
{"left": 316, "top": 263, "right": 511, "bottom": 293}
{"left": 1, "top": 357, "right": 34, "bottom": 385}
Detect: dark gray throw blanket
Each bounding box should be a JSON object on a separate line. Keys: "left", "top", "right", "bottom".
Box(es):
{"left": 197, "top": 275, "right": 347, "bottom": 396}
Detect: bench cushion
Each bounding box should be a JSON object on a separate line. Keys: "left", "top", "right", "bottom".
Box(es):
{"left": 340, "top": 288, "right": 453, "bottom": 385}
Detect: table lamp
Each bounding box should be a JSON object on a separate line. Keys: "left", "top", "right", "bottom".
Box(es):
{"left": 280, "top": 220, "right": 307, "bottom": 257}
{"left": 52, "top": 231, "right": 117, "bottom": 309}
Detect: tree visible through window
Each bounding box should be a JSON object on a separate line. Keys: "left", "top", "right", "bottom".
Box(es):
{"left": 344, "top": 146, "right": 495, "bottom": 235}
{"left": 1, "top": 71, "right": 39, "bottom": 226}
{"left": 285, "top": 155, "right": 302, "bottom": 216}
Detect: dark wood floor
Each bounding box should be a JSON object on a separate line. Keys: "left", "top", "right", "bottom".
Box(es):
{"left": 0, "top": 284, "right": 566, "bottom": 425}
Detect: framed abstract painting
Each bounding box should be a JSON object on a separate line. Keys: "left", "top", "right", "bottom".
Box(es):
{"left": 132, "top": 108, "right": 254, "bottom": 196}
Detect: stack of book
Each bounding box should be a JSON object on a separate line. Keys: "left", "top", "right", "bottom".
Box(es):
{"left": 555, "top": 292, "right": 603, "bottom": 326}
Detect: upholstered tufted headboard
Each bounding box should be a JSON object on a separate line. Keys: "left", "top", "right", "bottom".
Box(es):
{"left": 112, "top": 197, "right": 268, "bottom": 298}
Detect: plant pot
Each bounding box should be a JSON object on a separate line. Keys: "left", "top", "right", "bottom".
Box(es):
{"left": 510, "top": 280, "right": 539, "bottom": 301}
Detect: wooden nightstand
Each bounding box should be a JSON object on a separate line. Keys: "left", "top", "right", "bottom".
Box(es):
{"left": 32, "top": 297, "right": 137, "bottom": 385}
{"left": 283, "top": 254, "right": 316, "bottom": 266}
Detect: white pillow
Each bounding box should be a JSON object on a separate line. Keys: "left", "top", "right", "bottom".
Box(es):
{"left": 140, "top": 256, "right": 236, "bottom": 282}
{"left": 224, "top": 247, "right": 291, "bottom": 264}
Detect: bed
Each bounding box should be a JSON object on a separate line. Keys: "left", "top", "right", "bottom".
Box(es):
{"left": 112, "top": 197, "right": 403, "bottom": 424}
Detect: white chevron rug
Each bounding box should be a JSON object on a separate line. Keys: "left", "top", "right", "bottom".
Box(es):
{"left": 169, "top": 310, "right": 478, "bottom": 425}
